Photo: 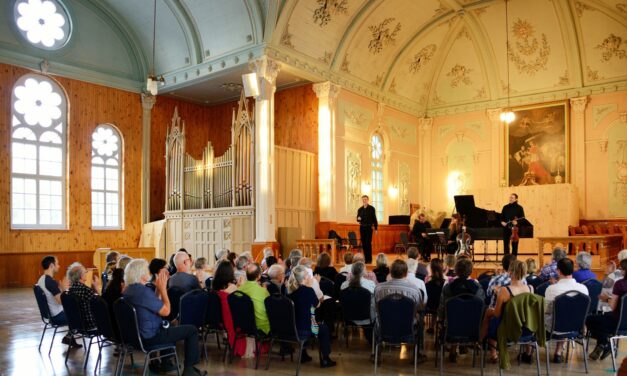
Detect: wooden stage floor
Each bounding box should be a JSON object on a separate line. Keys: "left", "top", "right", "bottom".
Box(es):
{"left": 1, "top": 288, "right": 624, "bottom": 375}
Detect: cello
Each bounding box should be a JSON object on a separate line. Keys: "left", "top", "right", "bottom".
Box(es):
{"left": 455, "top": 215, "right": 472, "bottom": 257}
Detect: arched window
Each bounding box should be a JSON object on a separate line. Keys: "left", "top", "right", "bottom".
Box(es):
{"left": 370, "top": 133, "right": 384, "bottom": 221}
{"left": 14, "top": 0, "right": 71, "bottom": 50}
{"left": 91, "top": 125, "right": 122, "bottom": 229}
{"left": 11, "top": 74, "right": 67, "bottom": 228}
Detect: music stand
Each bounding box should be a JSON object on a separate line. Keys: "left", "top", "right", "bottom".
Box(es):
{"left": 427, "top": 231, "right": 448, "bottom": 260}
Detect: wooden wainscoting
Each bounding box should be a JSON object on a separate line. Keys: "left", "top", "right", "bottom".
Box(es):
{"left": 316, "top": 222, "right": 408, "bottom": 255}
{"left": 0, "top": 251, "right": 95, "bottom": 288}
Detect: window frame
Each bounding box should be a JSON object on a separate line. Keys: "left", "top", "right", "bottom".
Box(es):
{"left": 10, "top": 73, "right": 68, "bottom": 230}
{"left": 13, "top": 0, "right": 73, "bottom": 51}
{"left": 90, "top": 124, "right": 124, "bottom": 230}
{"left": 370, "top": 133, "right": 384, "bottom": 222}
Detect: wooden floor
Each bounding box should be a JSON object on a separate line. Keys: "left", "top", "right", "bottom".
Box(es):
{"left": 1, "top": 287, "right": 623, "bottom": 376}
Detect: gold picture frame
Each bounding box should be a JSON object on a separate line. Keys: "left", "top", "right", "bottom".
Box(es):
{"left": 505, "top": 101, "right": 569, "bottom": 187}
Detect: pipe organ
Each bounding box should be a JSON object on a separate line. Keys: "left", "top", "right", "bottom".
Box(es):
{"left": 164, "top": 93, "right": 255, "bottom": 262}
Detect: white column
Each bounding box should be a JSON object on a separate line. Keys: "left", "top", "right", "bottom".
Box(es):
{"left": 418, "top": 117, "right": 433, "bottom": 207}
{"left": 570, "top": 96, "right": 588, "bottom": 216}
{"left": 141, "top": 93, "right": 156, "bottom": 224}
{"left": 313, "top": 81, "right": 341, "bottom": 222}
{"left": 252, "top": 56, "right": 280, "bottom": 242}
{"left": 486, "top": 108, "right": 505, "bottom": 187}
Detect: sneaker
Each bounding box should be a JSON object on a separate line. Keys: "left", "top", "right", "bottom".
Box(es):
{"left": 589, "top": 344, "right": 606, "bottom": 360}
{"left": 552, "top": 354, "right": 563, "bottom": 364}
{"left": 320, "top": 358, "right": 337, "bottom": 368}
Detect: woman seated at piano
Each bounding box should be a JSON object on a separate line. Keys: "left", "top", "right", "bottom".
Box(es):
{"left": 446, "top": 214, "right": 466, "bottom": 254}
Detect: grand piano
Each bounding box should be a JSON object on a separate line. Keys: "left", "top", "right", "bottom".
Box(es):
{"left": 454, "top": 195, "right": 533, "bottom": 260}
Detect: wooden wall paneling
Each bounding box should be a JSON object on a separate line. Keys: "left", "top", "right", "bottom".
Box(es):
{"left": 0, "top": 251, "right": 94, "bottom": 288}
{"left": 274, "top": 84, "right": 318, "bottom": 153}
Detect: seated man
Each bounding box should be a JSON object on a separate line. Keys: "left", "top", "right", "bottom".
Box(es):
{"left": 539, "top": 247, "right": 567, "bottom": 282}
{"left": 265, "top": 264, "right": 287, "bottom": 295}
{"left": 411, "top": 213, "right": 432, "bottom": 260}
{"left": 124, "top": 259, "right": 207, "bottom": 376}
{"left": 237, "top": 263, "right": 270, "bottom": 334}
{"left": 405, "top": 259, "right": 428, "bottom": 307}
{"left": 544, "top": 258, "right": 589, "bottom": 363}
{"left": 37, "top": 256, "right": 80, "bottom": 347}
{"left": 67, "top": 262, "right": 100, "bottom": 330}
{"left": 168, "top": 251, "right": 200, "bottom": 293}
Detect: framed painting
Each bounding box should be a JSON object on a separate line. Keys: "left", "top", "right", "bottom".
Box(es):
{"left": 506, "top": 101, "right": 569, "bottom": 187}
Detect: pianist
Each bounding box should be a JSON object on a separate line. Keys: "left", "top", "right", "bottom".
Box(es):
{"left": 500, "top": 193, "right": 525, "bottom": 256}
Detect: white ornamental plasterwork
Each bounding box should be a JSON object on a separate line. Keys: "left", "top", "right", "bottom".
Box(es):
{"left": 447, "top": 64, "right": 473, "bottom": 87}
{"left": 280, "top": 25, "right": 294, "bottom": 49}
{"left": 346, "top": 151, "right": 362, "bottom": 215}
{"left": 224, "top": 231, "right": 231, "bottom": 241}
{"left": 592, "top": 103, "right": 617, "bottom": 128}
{"left": 339, "top": 101, "right": 373, "bottom": 131}
{"left": 508, "top": 19, "right": 550, "bottom": 75}
{"left": 312, "top": 0, "right": 348, "bottom": 27}
{"left": 464, "top": 121, "right": 486, "bottom": 139}
{"left": 408, "top": 44, "right": 436, "bottom": 74}
{"left": 596, "top": 34, "right": 627, "bottom": 62}
{"left": 368, "top": 18, "right": 402, "bottom": 54}
{"left": 385, "top": 116, "right": 416, "bottom": 145}
{"left": 399, "top": 163, "right": 410, "bottom": 214}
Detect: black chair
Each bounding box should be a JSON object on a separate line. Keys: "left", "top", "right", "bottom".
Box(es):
{"left": 204, "top": 277, "right": 212, "bottom": 290}
{"left": 180, "top": 289, "right": 209, "bottom": 360}
{"left": 60, "top": 292, "right": 100, "bottom": 369}
{"left": 114, "top": 298, "right": 181, "bottom": 376}
{"left": 394, "top": 231, "right": 418, "bottom": 255}
{"left": 535, "top": 281, "right": 550, "bottom": 297}
{"left": 90, "top": 297, "right": 122, "bottom": 373}
{"left": 609, "top": 295, "right": 627, "bottom": 371}
{"left": 204, "top": 291, "right": 225, "bottom": 353}
{"left": 347, "top": 231, "right": 362, "bottom": 252}
{"left": 526, "top": 275, "right": 543, "bottom": 290}
{"left": 264, "top": 294, "right": 314, "bottom": 376}
{"left": 33, "top": 285, "right": 68, "bottom": 355}
{"left": 328, "top": 230, "right": 349, "bottom": 254}
{"left": 333, "top": 273, "right": 347, "bottom": 300}
{"left": 545, "top": 291, "right": 590, "bottom": 376}
{"left": 227, "top": 291, "right": 270, "bottom": 368}
{"left": 166, "top": 286, "right": 185, "bottom": 321}
{"left": 101, "top": 271, "right": 109, "bottom": 295}
{"left": 319, "top": 277, "right": 334, "bottom": 297}
{"left": 374, "top": 294, "right": 418, "bottom": 375}
{"left": 339, "top": 286, "right": 373, "bottom": 348}
{"left": 582, "top": 278, "right": 602, "bottom": 314}
{"left": 425, "top": 280, "right": 443, "bottom": 334}
{"left": 437, "top": 294, "right": 485, "bottom": 375}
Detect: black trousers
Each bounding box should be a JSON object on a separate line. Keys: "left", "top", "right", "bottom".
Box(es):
{"left": 502, "top": 227, "right": 519, "bottom": 256}
{"left": 360, "top": 226, "right": 373, "bottom": 264}
{"left": 586, "top": 313, "right": 617, "bottom": 346}
{"left": 143, "top": 324, "right": 199, "bottom": 367}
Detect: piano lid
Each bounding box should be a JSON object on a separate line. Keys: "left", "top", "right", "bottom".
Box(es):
{"left": 453, "top": 195, "right": 502, "bottom": 228}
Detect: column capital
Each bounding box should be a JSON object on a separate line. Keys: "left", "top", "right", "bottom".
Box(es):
{"left": 570, "top": 96, "right": 588, "bottom": 114}
{"left": 250, "top": 56, "right": 280, "bottom": 85}
{"left": 486, "top": 108, "right": 502, "bottom": 123}
{"left": 312, "top": 81, "right": 341, "bottom": 100}
{"left": 141, "top": 93, "right": 156, "bottom": 111}
{"left": 418, "top": 117, "right": 433, "bottom": 132}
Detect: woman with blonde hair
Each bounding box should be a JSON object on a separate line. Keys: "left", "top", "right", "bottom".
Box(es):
{"left": 373, "top": 253, "right": 389, "bottom": 283}
{"left": 287, "top": 266, "right": 336, "bottom": 368}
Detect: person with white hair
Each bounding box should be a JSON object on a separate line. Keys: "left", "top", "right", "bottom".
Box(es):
{"left": 67, "top": 262, "right": 100, "bottom": 330}
{"left": 298, "top": 257, "right": 323, "bottom": 299}
{"left": 539, "top": 246, "right": 567, "bottom": 282}
{"left": 573, "top": 251, "right": 596, "bottom": 283}
{"left": 266, "top": 264, "right": 287, "bottom": 295}
{"left": 405, "top": 258, "right": 428, "bottom": 307}
{"left": 599, "top": 249, "right": 627, "bottom": 312}
{"left": 260, "top": 247, "right": 274, "bottom": 268}
{"left": 234, "top": 254, "right": 250, "bottom": 285}
{"left": 347, "top": 253, "right": 378, "bottom": 284}
{"left": 214, "top": 249, "right": 229, "bottom": 263}
{"left": 168, "top": 251, "right": 200, "bottom": 293}
{"left": 123, "top": 259, "right": 207, "bottom": 376}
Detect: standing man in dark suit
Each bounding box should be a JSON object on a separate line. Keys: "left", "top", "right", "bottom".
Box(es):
{"left": 357, "top": 195, "right": 378, "bottom": 264}
{"left": 501, "top": 193, "right": 525, "bottom": 256}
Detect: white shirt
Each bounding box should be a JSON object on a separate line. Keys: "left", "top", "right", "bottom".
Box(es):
{"left": 544, "top": 278, "right": 589, "bottom": 331}
{"left": 406, "top": 274, "right": 428, "bottom": 305}
{"left": 339, "top": 265, "right": 352, "bottom": 274}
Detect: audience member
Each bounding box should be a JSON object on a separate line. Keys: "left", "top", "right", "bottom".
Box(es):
{"left": 544, "top": 258, "right": 588, "bottom": 363}
{"left": 487, "top": 254, "right": 526, "bottom": 307}
{"left": 67, "top": 262, "right": 100, "bottom": 329}
{"left": 194, "top": 257, "right": 211, "bottom": 288}
{"left": 405, "top": 259, "right": 428, "bottom": 306}
{"left": 287, "top": 265, "right": 336, "bottom": 368}
{"left": 425, "top": 258, "right": 444, "bottom": 333}
{"left": 266, "top": 264, "right": 287, "bottom": 295}
{"left": 116, "top": 255, "right": 132, "bottom": 272}
{"left": 104, "top": 251, "right": 120, "bottom": 286}
{"left": 340, "top": 261, "right": 375, "bottom": 340}
{"left": 237, "top": 263, "right": 270, "bottom": 334}
{"left": 168, "top": 251, "right": 201, "bottom": 293}
{"left": 444, "top": 255, "right": 456, "bottom": 277}
{"left": 298, "top": 258, "right": 323, "bottom": 299}
{"left": 260, "top": 247, "right": 274, "bottom": 269}
{"left": 347, "top": 253, "right": 378, "bottom": 284}
{"left": 539, "top": 247, "right": 567, "bottom": 282}
{"left": 373, "top": 253, "right": 389, "bottom": 283}
{"left": 210, "top": 261, "right": 245, "bottom": 357}
{"left": 147, "top": 258, "right": 167, "bottom": 291}
{"left": 234, "top": 254, "right": 250, "bottom": 284}
{"left": 102, "top": 268, "right": 124, "bottom": 340}
{"left": 314, "top": 252, "right": 338, "bottom": 281}
{"left": 123, "top": 259, "right": 206, "bottom": 376}
{"left": 214, "top": 249, "right": 229, "bottom": 263}
{"left": 37, "top": 256, "right": 80, "bottom": 347}
{"left": 587, "top": 258, "right": 627, "bottom": 360}
{"left": 168, "top": 253, "right": 178, "bottom": 275}
{"left": 407, "top": 247, "right": 428, "bottom": 280}
{"left": 226, "top": 252, "right": 237, "bottom": 267}
{"left": 573, "top": 252, "right": 596, "bottom": 283}
{"left": 339, "top": 252, "right": 354, "bottom": 274}
{"left": 599, "top": 250, "right": 627, "bottom": 312}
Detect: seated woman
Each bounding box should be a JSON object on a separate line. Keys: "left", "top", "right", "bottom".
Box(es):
{"left": 314, "top": 252, "right": 338, "bottom": 281}
{"left": 425, "top": 258, "right": 445, "bottom": 333}
{"left": 483, "top": 260, "right": 534, "bottom": 363}
{"left": 102, "top": 268, "right": 124, "bottom": 339}
{"left": 287, "top": 265, "right": 336, "bottom": 368}
{"left": 573, "top": 252, "right": 596, "bottom": 283}
{"left": 373, "top": 253, "right": 389, "bottom": 283}
{"left": 210, "top": 261, "right": 246, "bottom": 357}
{"left": 146, "top": 258, "right": 167, "bottom": 291}
{"left": 340, "top": 261, "right": 375, "bottom": 341}
{"left": 587, "top": 258, "right": 627, "bottom": 360}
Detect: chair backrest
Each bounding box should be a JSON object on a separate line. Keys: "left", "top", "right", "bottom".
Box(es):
{"left": 33, "top": 285, "right": 52, "bottom": 322}
{"left": 425, "top": 280, "right": 443, "bottom": 311}
{"left": 526, "top": 275, "right": 543, "bottom": 289}
{"left": 535, "top": 281, "right": 550, "bottom": 297}
{"left": 227, "top": 291, "right": 257, "bottom": 336}
{"left": 615, "top": 294, "right": 627, "bottom": 335}
{"left": 205, "top": 290, "right": 223, "bottom": 330}
{"left": 328, "top": 230, "right": 343, "bottom": 244}
{"left": 377, "top": 294, "right": 416, "bottom": 344}
{"left": 400, "top": 231, "right": 409, "bottom": 245}
{"left": 340, "top": 286, "right": 372, "bottom": 322}
{"left": 319, "top": 277, "right": 334, "bottom": 297}
{"left": 166, "top": 286, "right": 186, "bottom": 321}
{"left": 582, "top": 278, "right": 602, "bottom": 314}
{"left": 101, "top": 271, "right": 109, "bottom": 295}
{"left": 348, "top": 231, "right": 358, "bottom": 247}
{"left": 113, "top": 298, "right": 146, "bottom": 352}
{"left": 551, "top": 291, "right": 589, "bottom": 334}
{"left": 61, "top": 291, "right": 89, "bottom": 333}
{"left": 334, "top": 273, "right": 347, "bottom": 299}
{"left": 264, "top": 294, "right": 301, "bottom": 342}
{"left": 444, "top": 294, "right": 484, "bottom": 342}
{"left": 180, "top": 289, "right": 209, "bottom": 328}
{"left": 204, "top": 277, "right": 212, "bottom": 290}
{"left": 90, "top": 296, "right": 118, "bottom": 341}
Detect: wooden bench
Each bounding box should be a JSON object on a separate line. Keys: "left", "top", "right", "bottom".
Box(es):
{"left": 537, "top": 235, "right": 623, "bottom": 268}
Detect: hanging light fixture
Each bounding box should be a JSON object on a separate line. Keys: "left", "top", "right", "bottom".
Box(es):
{"left": 500, "top": 0, "right": 515, "bottom": 124}
{"left": 146, "top": 0, "right": 165, "bottom": 95}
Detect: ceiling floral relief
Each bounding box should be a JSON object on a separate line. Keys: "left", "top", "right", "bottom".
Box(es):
{"left": 447, "top": 64, "right": 474, "bottom": 88}
{"left": 596, "top": 34, "right": 627, "bottom": 61}
{"left": 312, "top": 0, "right": 349, "bottom": 27}
{"left": 408, "top": 44, "right": 437, "bottom": 74}
{"left": 368, "top": 18, "right": 402, "bottom": 54}
{"left": 507, "top": 19, "right": 551, "bottom": 75}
